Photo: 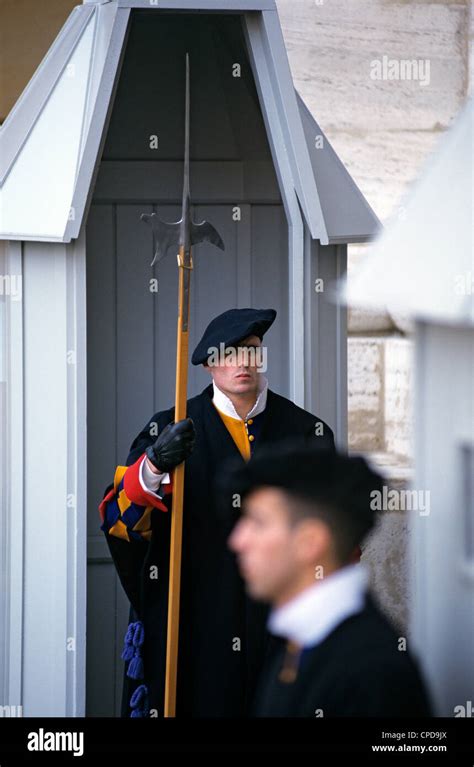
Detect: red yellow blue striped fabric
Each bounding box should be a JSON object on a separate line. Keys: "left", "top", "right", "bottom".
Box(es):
{"left": 99, "top": 454, "right": 172, "bottom": 542}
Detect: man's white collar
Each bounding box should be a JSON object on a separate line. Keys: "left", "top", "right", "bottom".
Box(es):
{"left": 212, "top": 375, "right": 268, "bottom": 421}
{"left": 268, "top": 563, "right": 369, "bottom": 648}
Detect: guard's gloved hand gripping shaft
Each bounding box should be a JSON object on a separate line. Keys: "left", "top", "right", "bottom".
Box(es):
{"left": 146, "top": 418, "right": 196, "bottom": 473}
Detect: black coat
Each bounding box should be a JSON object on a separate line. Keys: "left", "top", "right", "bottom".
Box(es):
{"left": 104, "top": 383, "right": 334, "bottom": 718}
{"left": 254, "top": 593, "right": 432, "bottom": 717}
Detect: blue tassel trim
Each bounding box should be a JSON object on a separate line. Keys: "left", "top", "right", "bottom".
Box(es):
{"left": 121, "top": 620, "right": 150, "bottom": 717}
{"left": 121, "top": 620, "right": 146, "bottom": 680}
{"left": 130, "top": 683, "right": 150, "bottom": 718}
{"left": 128, "top": 654, "right": 144, "bottom": 680}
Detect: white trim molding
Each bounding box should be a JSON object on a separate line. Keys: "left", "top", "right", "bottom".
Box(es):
{"left": 0, "top": 241, "right": 24, "bottom": 714}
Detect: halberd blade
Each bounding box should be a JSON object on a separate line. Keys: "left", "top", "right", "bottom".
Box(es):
{"left": 141, "top": 212, "right": 181, "bottom": 266}
{"left": 190, "top": 220, "right": 225, "bottom": 251}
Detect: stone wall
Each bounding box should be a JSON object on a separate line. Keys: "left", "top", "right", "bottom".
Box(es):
{"left": 0, "top": 0, "right": 77, "bottom": 124}
{"left": 277, "top": 0, "right": 473, "bottom": 629}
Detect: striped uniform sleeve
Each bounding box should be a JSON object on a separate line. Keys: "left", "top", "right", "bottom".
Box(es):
{"left": 99, "top": 453, "right": 173, "bottom": 542}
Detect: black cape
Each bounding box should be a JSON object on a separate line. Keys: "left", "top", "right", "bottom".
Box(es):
{"left": 253, "top": 592, "right": 433, "bottom": 717}
{"left": 104, "top": 383, "right": 334, "bottom": 717}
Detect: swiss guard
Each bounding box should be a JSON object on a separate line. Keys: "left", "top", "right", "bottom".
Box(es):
{"left": 99, "top": 306, "right": 335, "bottom": 717}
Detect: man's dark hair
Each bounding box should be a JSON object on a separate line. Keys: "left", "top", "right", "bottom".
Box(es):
{"left": 223, "top": 444, "right": 384, "bottom": 563}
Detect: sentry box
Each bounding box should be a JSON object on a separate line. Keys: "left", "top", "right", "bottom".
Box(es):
{"left": 0, "top": 0, "right": 379, "bottom": 715}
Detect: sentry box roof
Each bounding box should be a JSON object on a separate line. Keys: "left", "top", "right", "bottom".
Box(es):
{"left": 0, "top": 0, "right": 379, "bottom": 244}
{"left": 344, "top": 98, "right": 473, "bottom": 327}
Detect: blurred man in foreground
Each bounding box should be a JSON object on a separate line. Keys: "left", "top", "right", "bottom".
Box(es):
{"left": 227, "top": 446, "right": 432, "bottom": 717}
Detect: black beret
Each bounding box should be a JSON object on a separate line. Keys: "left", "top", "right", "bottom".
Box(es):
{"left": 191, "top": 307, "right": 277, "bottom": 366}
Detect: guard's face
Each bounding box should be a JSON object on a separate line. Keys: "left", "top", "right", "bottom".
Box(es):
{"left": 204, "top": 334, "right": 263, "bottom": 395}
{"left": 229, "top": 487, "right": 308, "bottom": 603}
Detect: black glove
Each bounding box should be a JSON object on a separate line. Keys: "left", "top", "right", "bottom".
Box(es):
{"left": 145, "top": 418, "right": 196, "bottom": 473}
